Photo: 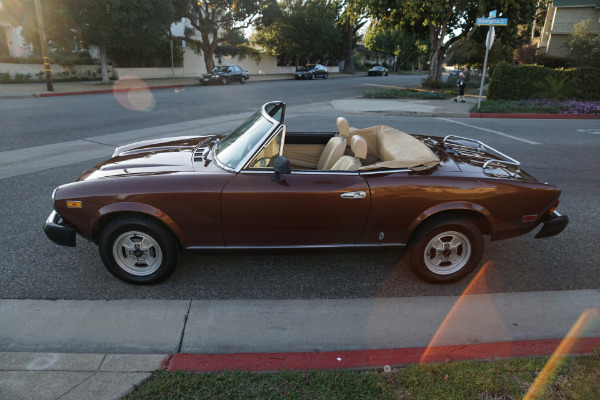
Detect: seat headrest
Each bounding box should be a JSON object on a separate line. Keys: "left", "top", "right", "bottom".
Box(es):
{"left": 336, "top": 117, "right": 350, "bottom": 137}
{"left": 350, "top": 135, "right": 367, "bottom": 159}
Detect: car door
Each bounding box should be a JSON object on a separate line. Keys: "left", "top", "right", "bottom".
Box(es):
{"left": 221, "top": 131, "right": 371, "bottom": 247}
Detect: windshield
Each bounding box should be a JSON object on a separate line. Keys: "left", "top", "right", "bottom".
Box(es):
{"left": 212, "top": 66, "right": 229, "bottom": 73}
{"left": 298, "top": 65, "right": 315, "bottom": 71}
{"left": 214, "top": 103, "right": 284, "bottom": 170}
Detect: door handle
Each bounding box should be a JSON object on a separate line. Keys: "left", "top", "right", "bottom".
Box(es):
{"left": 341, "top": 191, "right": 367, "bottom": 199}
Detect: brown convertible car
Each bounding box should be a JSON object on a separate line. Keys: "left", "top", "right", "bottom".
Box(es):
{"left": 44, "top": 101, "right": 568, "bottom": 284}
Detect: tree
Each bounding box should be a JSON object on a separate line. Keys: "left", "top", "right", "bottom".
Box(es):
{"left": 366, "top": 0, "right": 538, "bottom": 82}
{"left": 171, "top": 0, "right": 269, "bottom": 72}
{"left": 1, "top": 0, "right": 176, "bottom": 81}
{"left": 568, "top": 19, "right": 600, "bottom": 68}
{"left": 0, "top": 0, "right": 77, "bottom": 53}
{"left": 337, "top": 0, "right": 367, "bottom": 73}
{"left": 364, "top": 21, "right": 427, "bottom": 71}
{"left": 252, "top": 0, "right": 342, "bottom": 68}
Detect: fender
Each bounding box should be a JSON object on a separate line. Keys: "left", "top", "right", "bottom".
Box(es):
{"left": 95, "top": 202, "right": 188, "bottom": 246}
{"left": 404, "top": 201, "right": 492, "bottom": 243}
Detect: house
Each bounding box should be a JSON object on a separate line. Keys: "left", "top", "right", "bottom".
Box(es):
{"left": 537, "top": 0, "right": 600, "bottom": 57}
{"left": 353, "top": 44, "right": 395, "bottom": 67}
{"left": 0, "top": 19, "right": 31, "bottom": 57}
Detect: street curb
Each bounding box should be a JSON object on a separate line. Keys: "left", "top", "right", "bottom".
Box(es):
{"left": 165, "top": 337, "right": 600, "bottom": 372}
{"left": 470, "top": 113, "right": 600, "bottom": 119}
{"left": 37, "top": 84, "right": 186, "bottom": 98}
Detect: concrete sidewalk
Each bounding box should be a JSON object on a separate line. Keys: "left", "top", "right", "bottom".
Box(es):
{"left": 1, "top": 291, "right": 599, "bottom": 399}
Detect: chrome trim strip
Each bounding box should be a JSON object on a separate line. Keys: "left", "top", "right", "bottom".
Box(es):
{"left": 187, "top": 243, "right": 406, "bottom": 250}
{"left": 359, "top": 169, "right": 411, "bottom": 175}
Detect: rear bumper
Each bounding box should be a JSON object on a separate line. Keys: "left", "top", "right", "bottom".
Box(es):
{"left": 534, "top": 211, "right": 569, "bottom": 239}
{"left": 43, "top": 211, "right": 76, "bottom": 247}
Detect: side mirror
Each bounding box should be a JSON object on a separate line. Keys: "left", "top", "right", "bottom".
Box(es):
{"left": 272, "top": 156, "right": 291, "bottom": 182}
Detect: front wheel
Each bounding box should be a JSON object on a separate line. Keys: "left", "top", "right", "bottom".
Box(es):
{"left": 323, "top": 73, "right": 328, "bottom": 79}
{"left": 240, "top": 76, "right": 247, "bottom": 84}
{"left": 99, "top": 216, "right": 178, "bottom": 284}
{"left": 408, "top": 217, "right": 483, "bottom": 283}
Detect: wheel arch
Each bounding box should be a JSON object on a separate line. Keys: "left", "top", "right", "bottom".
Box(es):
{"left": 407, "top": 202, "right": 492, "bottom": 244}
{"left": 92, "top": 203, "right": 186, "bottom": 247}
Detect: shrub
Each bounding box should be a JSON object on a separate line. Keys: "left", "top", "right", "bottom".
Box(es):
{"left": 0, "top": 72, "right": 10, "bottom": 83}
{"left": 487, "top": 62, "right": 600, "bottom": 101}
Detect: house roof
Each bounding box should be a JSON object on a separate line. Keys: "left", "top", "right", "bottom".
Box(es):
{"left": 553, "top": 0, "right": 600, "bottom": 7}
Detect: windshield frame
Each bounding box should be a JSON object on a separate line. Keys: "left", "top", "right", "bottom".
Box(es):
{"left": 213, "top": 101, "right": 285, "bottom": 172}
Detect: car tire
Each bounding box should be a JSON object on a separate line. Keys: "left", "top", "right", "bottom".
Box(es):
{"left": 408, "top": 217, "right": 483, "bottom": 283}
{"left": 309, "top": 73, "right": 314, "bottom": 80}
{"left": 221, "top": 77, "right": 227, "bottom": 85}
{"left": 240, "top": 76, "right": 247, "bottom": 84}
{"left": 385, "top": 72, "right": 389, "bottom": 76}
{"left": 99, "top": 215, "right": 178, "bottom": 285}
{"left": 323, "top": 73, "right": 328, "bottom": 79}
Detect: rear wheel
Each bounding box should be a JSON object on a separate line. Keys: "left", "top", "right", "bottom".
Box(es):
{"left": 221, "top": 77, "right": 227, "bottom": 85}
{"left": 408, "top": 217, "right": 483, "bottom": 283}
{"left": 309, "top": 73, "right": 314, "bottom": 80}
{"left": 323, "top": 72, "right": 328, "bottom": 79}
{"left": 99, "top": 216, "right": 178, "bottom": 284}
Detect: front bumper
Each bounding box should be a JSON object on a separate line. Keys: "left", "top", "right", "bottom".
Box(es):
{"left": 43, "top": 211, "right": 76, "bottom": 247}
{"left": 534, "top": 211, "right": 569, "bottom": 239}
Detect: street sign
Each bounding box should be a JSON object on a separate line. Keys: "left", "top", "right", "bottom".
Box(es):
{"left": 489, "top": 10, "right": 497, "bottom": 18}
{"left": 486, "top": 26, "right": 495, "bottom": 49}
{"left": 476, "top": 17, "right": 508, "bottom": 26}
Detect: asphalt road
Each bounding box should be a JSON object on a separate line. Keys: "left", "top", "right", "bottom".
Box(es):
{"left": 0, "top": 77, "right": 598, "bottom": 300}
{"left": 0, "top": 74, "right": 423, "bottom": 152}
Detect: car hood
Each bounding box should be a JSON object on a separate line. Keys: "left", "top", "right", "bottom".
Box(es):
{"left": 77, "top": 136, "right": 213, "bottom": 181}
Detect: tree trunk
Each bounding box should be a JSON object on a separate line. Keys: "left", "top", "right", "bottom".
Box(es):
{"left": 342, "top": 22, "right": 354, "bottom": 73}
{"left": 203, "top": 49, "right": 215, "bottom": 72}
{"left": 100, "top": 46, "right": 110, "bottom": 84}
{"left": 427, "top": 45, "right": 445, "bottom": 82}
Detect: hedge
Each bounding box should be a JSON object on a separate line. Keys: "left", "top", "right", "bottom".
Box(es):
{"left": 487, "top": 62, "right": 600, "bottom": 101}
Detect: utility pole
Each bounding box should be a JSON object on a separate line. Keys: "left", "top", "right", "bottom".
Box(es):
{"left": 33, "top": 0, "right": 53, "bottom": 91}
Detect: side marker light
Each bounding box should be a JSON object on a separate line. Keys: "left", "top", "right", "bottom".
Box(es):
{"left": 67, "top": 201, "right": 82, "bottom": 208}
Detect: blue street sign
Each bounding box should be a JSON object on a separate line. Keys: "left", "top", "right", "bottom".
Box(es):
{"left": 489, "top": 10, "right": 497, "bottom": 18}
{"left": 476, "top": 17, "right": 508, "bottom": 26}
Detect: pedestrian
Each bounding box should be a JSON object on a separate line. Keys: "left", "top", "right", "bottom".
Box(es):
{"left": 454, "top": 72, "right": 466, "bottom": 103}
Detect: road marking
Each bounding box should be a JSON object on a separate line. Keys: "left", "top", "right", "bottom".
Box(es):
{"left": 577, "top": 129, "right": 600, "bottom": 135}
{"left": 437, "top": 118, "right": 540, "bottom": 145}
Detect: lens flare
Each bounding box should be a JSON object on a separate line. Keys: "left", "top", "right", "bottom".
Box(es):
{"left": 113, "top": 76, "right": 155, "bottom": 112}
{"left": 523, "top": 308, "right": 599, "bottom": 400}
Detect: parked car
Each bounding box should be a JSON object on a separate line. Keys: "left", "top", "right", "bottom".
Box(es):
{"left": 294, "top": 64, "right": 328, "bottom": 80}
{"left": 199, "top": 65, "right": 249, "bottom": 85}
{"left": 446, "top": 69, "right": 460, "bottom": 81}
{"left": 368, "top": 66, "right": 389, "bottom": 76}
{"left": 44, "top": 101, "right": 568, "bottom": 285}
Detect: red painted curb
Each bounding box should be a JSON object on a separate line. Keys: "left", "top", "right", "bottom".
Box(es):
{"left": 166, "top": 337, "right": 600, "bottom": 372}
{"left": 37, "top": 84, "right": 185, "bottom": 97}
{"left": 470, "top": 113, "right": 600, "bottom": 119}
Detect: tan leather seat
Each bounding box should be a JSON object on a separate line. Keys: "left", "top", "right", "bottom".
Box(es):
{"left": 317, "top": 136, "right": 347, "bottom": 170}
{"left": 330, "top": 135, "right": 367, "bottom": 171}
{"left": 336, "top": 117, "right": 350, "bottom": 137}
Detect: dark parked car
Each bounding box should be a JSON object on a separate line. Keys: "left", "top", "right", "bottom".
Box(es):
{"left": 368, "top": 66, "right": 389, "bottom": 76}
{"left": 199, "top": 65, "right": 249, "bottom": 85}
{"left": 294, "top": 64, "right": 328, "bottom": 80}
{"left": 44, "top": 101, "right": 568, "bottom": 285}
{"left": 447, "top": 69, "right": 461, "bottom": 81}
